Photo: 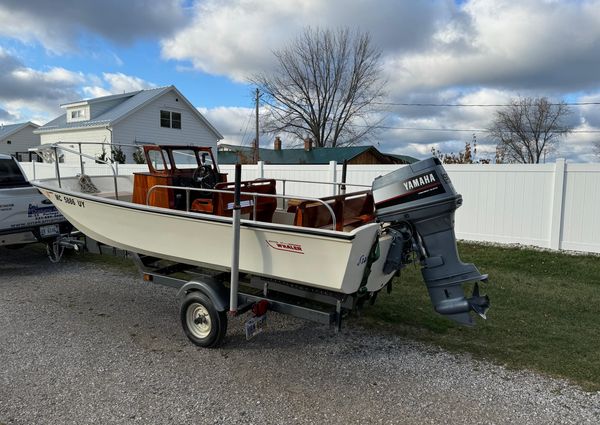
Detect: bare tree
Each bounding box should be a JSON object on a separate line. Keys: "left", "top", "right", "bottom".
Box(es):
{"left": 431, "top": 135, "right": 491, "bottom": 164}
{"left": 250, "top": 27, "right": 386, "bottom": 148}
{"left": 488, "top": 97, "right": 572, "bottom": 163}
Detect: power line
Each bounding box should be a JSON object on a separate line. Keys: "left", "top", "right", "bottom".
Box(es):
{"left": 365, "top": 125, "right": 600, "bottom": 133}
{"left": 373, "top": 101, "right": 600, "bottom": 107}
{"left": 259, "top": 95, "right": 600, "bottom": 133}
{"left": 239, "top": 109, "right": 255, "bottom": 148}
{"left": 262, "top": 96, "right": 600, "bottom": 114}
{"left": 374, "top": 125, "right": 482, "bottom": 132}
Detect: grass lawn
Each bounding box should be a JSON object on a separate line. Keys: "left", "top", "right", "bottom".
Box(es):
{"left": 359, "top": 242, "right": 600, "bottom": 391}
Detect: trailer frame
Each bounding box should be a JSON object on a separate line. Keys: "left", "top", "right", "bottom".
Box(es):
{"left": 129, "top": 251, "right": 353, "bottom": 344}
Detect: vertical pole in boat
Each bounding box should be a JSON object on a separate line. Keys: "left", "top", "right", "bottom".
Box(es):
{"left": 78, "top": 143, "right": 84, "bottom": 175}
{"left": 282, "top": 180, "right": 287, "bottom": 210}
{"left": 229, "top": 163, "right": 242, "bottom": 313}
{"left": 53, "top": 146, "right": 61, "bottom": 188}
{"left": 340, "top": 159, "right": 348, "bottom": 196}
{"left": 329, "top": 161, "right": 337, "bottom": 196}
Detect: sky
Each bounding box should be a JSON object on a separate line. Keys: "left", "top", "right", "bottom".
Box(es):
{"left": 1, "top": 0, "right": 600, "bottom": 162}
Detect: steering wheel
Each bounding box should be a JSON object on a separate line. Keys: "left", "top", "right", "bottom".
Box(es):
{"left": 192, "top": 164, "right": 217, "bottom": 189}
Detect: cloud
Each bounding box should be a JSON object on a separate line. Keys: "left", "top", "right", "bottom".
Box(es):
{"left": 163, "top": 0, "right": 600, "bottom": 95}
{"left": 161, "top": 0, "right": 449, "bottom": 82}
{"left": 0, "top": 0, "right": 188, "bottom": 53}
{"left": 0, "top": 48, "right": 84, "bottom": 118}
{"left": 0, "top": 107, "right": 17, "bottom": 122}
{"left": 198, "top": 105, "right": 305, "bottom": 149}
{"left": 0, "top": 49, "right": 157, "bottom": 124}
{"left": 198, "top": 106, "right": 256, "bottom": 146}
{"left": 368, "top": 88, "right": 592, "bottom": 162}
{"left": 577, "top": 93, "right": 600, "bottom": 129}
{"left": 557, "top": 125, "right": 600, "bottom": 163}
{"left": 389, "top": 0, "right": 600, "bottom": 95}
{"left": 83, "top": 73, "right": 157, "bottom": 98}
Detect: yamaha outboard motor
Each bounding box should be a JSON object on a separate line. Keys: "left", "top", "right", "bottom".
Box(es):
{"left": 372, "top": 157, "right": 490, "bottom": 325}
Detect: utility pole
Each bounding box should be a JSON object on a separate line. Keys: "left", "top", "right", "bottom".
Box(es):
{"left": 254, "top": 88, "right": 260, "bottom": 164}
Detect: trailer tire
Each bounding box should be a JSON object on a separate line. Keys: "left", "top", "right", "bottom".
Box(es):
{"left": 180, "top": 291, "right": 227, "bottom": 348}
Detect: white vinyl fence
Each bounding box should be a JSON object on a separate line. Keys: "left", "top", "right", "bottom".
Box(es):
{"left": 19, "top": 159, "right": 600, "bottom": 254}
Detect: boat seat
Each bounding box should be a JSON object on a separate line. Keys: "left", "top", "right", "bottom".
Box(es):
{"left": 340, "top": 193, "right": 375, "bottom": 229}
{"left": 190, "top": 197, "right": 214, "bottom": 213}
{"left": 293, "top": 192, "right": 374, "bottom": 231}
{"left": 192, "top": 179, "right": 277, "bottom": 222}
{"left": 293, "top": 199, "right": 343, "bottom": 230}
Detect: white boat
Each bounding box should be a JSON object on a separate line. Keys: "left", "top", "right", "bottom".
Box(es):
{"left": 31, "top": 144, "right": 490, "bottom": 347}
{"left": 34, "top": 174, "right": 391, "bottom": 294}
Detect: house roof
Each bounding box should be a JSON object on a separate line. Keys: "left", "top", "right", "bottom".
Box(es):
{"left": 60, "top": 91, "right": 139, "bottom": 107}
{"left": 387, "top": 153, "right": 419, "bottom": 164}
{"left": 0, "top": 122, "right": 39, "bottom": 140}
{"left": 218, "top": 144, "right": 418, "bottom": 165}
{"left": 35, "top": 86, "right": 223, "bottom": 140}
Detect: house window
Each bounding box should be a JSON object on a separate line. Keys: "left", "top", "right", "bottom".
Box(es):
{"left": 6, "top": 140, "right": 11, "bottom": 144}
{"left": 160, "top": 110, "right": 181, "bottom": 129}
{"left": 172, "top": 112, "right": 181, "bottom": 129}
{"left": 160, "top": 110, "right": 171, "bottom": 127}
{"left": 71, "top": 109, "right": 84, "bottom": 119}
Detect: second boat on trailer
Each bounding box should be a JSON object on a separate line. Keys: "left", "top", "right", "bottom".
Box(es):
{"left": 32, "top": 143, "right": 491, "bottom": 347}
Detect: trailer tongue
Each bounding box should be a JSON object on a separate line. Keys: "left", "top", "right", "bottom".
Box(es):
{"left": 373, "top": 157, "right": 490, "bottom": 325}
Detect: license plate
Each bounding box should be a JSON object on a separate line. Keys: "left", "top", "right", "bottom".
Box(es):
{"left": 245, "top": 315, "right": 267, "bottom": 340}
{"left": 40, "top": 224, "right": 60, "bottom": 238}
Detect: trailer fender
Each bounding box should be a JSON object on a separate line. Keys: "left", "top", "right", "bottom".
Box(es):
{"left": 177, "top": 279, "right": 229, "bottom": 312}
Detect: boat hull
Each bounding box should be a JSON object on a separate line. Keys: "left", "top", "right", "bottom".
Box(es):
{"left": 35, "top": 183, "right": 392, "bottom": 294}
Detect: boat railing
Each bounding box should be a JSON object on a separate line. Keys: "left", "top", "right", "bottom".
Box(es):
{"left": 273, "top": 178, "right": 371, "bottom": 199}
{"left": 46, "top": 141, "right": 216, "bottom": 173}
{"left": 146, "top": 184, "right": 339, "bottom": 231}
{"left": 35, "top": 143, "right": 121, "bottom": 200}
{"left": 32, "top": 142, "right": 370, "bottom": 224}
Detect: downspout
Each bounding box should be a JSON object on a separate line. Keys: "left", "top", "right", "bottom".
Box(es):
{"left": 106, "top": 125, "right": 115, "bottom": 173}
{"left": 106, "top": 126, "right": 113, "bottom": 150}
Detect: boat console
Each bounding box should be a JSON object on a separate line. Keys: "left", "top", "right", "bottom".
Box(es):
{"left": 132, "top": 145, "right": 226, "bottom": 210}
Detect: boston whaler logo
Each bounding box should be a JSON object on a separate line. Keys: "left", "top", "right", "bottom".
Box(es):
{"left": 266, "top": 240, "right": 304, "bottom": 254}
{"left": 402, "top": 172, "right": 438, "bottom": 192}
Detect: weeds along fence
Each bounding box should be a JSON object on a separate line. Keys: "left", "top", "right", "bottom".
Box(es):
{"left": 19, "top": 159, "right": 600, "bottom": 254}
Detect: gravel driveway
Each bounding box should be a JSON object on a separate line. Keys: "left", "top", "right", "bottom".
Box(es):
{"left": 1, "top": 245, "right": 598, "bottom": 424}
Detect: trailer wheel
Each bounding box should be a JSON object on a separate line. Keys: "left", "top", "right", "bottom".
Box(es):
{"left": 180, "top": 291, "right": 227, "bottom": 348}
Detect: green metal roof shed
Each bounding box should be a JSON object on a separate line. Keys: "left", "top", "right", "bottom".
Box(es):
{"left": 218, "top": 144, "right": 418, "bottom": 165}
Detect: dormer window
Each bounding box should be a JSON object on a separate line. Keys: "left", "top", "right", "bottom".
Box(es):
{"left": 71, "top": 109, "right": 84, "bottom": 119}
{"left": 160, "top": 110, "right": 181, "bottom": 129}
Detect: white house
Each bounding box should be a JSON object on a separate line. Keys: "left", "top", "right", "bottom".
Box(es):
{"left": 0, "top": 122, "right": 40, "bottom": 160}
{"left": 35, "top": 86, "right": 223, "bottom": 164}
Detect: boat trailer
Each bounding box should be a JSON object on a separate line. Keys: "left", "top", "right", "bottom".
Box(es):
{"left": 128, "top": 251, "right": 355, "bottom": 347}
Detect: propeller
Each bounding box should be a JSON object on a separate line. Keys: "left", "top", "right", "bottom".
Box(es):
{"left": 468, "top": 282, "right": 490, "bottom": 319}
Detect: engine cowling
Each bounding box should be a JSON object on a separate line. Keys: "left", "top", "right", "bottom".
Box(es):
{"left": 372, "top": 157, "right": 490, "bottom": 325}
